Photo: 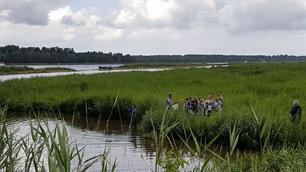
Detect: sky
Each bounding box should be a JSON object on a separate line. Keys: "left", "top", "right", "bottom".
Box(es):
{"left": 0, "top": 0, "right": 305, "bottom": 55}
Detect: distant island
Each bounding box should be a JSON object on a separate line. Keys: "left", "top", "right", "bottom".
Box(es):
{"left": 0, "top": 45, "right": 305, "bottom": 64}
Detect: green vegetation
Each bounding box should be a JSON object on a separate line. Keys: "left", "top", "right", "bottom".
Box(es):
{"left": 1, "top": 62, "right": 306, "bottom": 150}
{"left": 0, "top": 108, "right": 104, "bottom": 171}
{"left": 119, "top": 63, "right": 210, "bottom": 69}
{"left": 152, "top": 109, "right": 306, "bottom": 171}
{"left": 1, "top": 108, "right": 306, "bottom": 171}
{"left": 0, "top": 66, "right": 74, "bottom": 75}
{"left": 1, "top": 45, "right": 306, "bottom": 64}
{"left": 0, "top": 45, "right": 132, "bottom": 63}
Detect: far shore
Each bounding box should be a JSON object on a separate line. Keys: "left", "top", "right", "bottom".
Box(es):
{"left": 0, "top": 66, "right": 75, "bottom": 75}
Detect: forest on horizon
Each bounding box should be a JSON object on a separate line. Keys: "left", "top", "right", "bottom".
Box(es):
{"left": 0, "top": 45, "right": 305, "bottom": 64}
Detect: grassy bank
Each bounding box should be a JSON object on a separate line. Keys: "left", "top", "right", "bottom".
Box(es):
{"left": 0, "top": 62, "right": 306, "bottom": 148}
{"left": 119, "top": 63, "right": 210, "bottom": 69}
{"left": 0, "top": 63, "right": 305, "bottom": 116}
{"left": 2, "top": 109, "right": 306, "bottom": 171}
{"left": 0, "top": 66, "right": 74, "bottom": 75}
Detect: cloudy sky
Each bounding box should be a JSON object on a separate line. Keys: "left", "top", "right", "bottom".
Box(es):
{"left": 0, "top": 0, "right": 305, "bottom": 55}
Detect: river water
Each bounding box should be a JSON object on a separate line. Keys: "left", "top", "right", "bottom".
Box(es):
{"left": 0, "top": 64, "right": 226, "bottom": 82}
{"left": 0, "top": 64, "right": 173, "bottom": 82}
{"left": 24, "top": 64, "right": 123, "bottom": 71}
{"left": 8, "top": 113, "right": 204, "bottom": 171}
{"left": 8, "top": 113, "right": 158, "bottom": 171}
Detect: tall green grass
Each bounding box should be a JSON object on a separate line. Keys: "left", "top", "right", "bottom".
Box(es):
{"left": 1, "top": 106, "right": 306, "bottom": 171}
{"left": 1, "top": 63, "right": 306, "bottom": 118}
{"left": 1, "top": 63, "right": 306, "bottom": 149}
{"left": 0, "top": 109, "right": 105, "bottom": 172}
{"left": 150, "top": 107, "right": 306, "bottom": 171}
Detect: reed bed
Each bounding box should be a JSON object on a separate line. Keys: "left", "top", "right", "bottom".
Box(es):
{"left": 151, "top": 107, "right": 306, "bottom": 171}
{"left": 1, "top": 62, "right": 306, "bottom": 150}
{"left": 0, "top": 108, "right": 116, "bottom": 172}
{"left": 0, "top": 107, "right": 306, "bottom": 171}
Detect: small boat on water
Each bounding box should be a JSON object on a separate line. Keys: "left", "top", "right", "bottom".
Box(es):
{"left": 98, "top": 66, "right": 114, "bottom": 70}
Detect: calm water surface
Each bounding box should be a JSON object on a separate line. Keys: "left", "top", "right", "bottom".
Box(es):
{"left": 0, "top": 68, "right": 172, "bottom": 82}
{"left": 8, "top": 113, "right": 204, "bottom": 171}
{"left": 14, "top": 64, "right": 123, "bottom": 71}
{"left": 0, "top": 64, "right": 226, "bottom": 82}
{"left": 8, "top": 113, "right": 157, "bottom": 171}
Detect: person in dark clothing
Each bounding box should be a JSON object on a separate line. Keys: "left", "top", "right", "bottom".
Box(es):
{"left": 128, "top": 105, "right": 138, "bottom": 131}
{"left": 132, "top": 105, "right": 137, "bottom": 129}
{"left": 191, "top": 97, "right": 199, "bottom": 113}
{"left": 166, "top": 94, "right": 173, "bottom": 110}
{"left": 290, "top": 100, "right": 302, "bottom": 123}
{"left": 128, "top": 106, "right": 133, "bottom": 115}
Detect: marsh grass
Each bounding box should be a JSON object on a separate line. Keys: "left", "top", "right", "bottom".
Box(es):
{"left": 100, "top": 149, "right": 118, "bottom": 172}
{"left": 2, "top": 63, "right": 306, "bottom": 120}
{"left": 1, "top": 62, "right": 306, "bottom": 170}
{"left": 1, "top": 106, "right": 306, "bottom": 171}
{"left": 150, "top": 108, "right": 306, "bottom": 172}
{"left": 0, "top": 108, "right": 104, "bottom": 172}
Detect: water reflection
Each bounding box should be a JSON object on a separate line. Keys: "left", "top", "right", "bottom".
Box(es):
{"left": 0, "top": 64, "right": 228, "bottom": 82}
{"left": 0, "top": 68, "right": 171, "bottom": 82}
{"left": 7, "top": 113, "right": 157, "bottom": 171}
{"left": 12, "top": 64, "right": 123, "bottom": 71}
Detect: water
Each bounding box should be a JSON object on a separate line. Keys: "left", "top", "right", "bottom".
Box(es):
{"left": 0, "top": 64, "right": 227, "bottom": 82}
{"left": 8, "top": 113, "right": 157, "bottom": 171}
{"left": 7, "top": 112, "right": 206, "bottom": 171}
{"left": 13, "top": 64, "right": 123, "bottom": 71}
{"left": 0, "top": 68, "right": 172, "bottom": 82}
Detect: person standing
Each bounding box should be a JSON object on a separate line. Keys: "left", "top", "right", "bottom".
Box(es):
{"left": 290, "top": 100, "right": 302, "bottom": 123}
{"left": 131, "top": 105, "right": 137, "bottom": 130}
{"left": 198, "top": 98, "right": 206, "bottom": 115}
{"left": 128, "top": 105, "right": 137, "bottom": 131}
{"left": 207, "top": 95, "right": 215, "bottom": 116}
{"left": 215, "top": 98, "right": 223, "bottom": 112}
{"left": 166, "top": 94, "right": 173, "bottom": 110}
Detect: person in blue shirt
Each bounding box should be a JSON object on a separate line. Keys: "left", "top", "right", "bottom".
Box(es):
{"left": 128, "top": 105, "right": 138, "bottom": 130}
{"left": 128, "top": 106, "right": 133, "bottom": 115}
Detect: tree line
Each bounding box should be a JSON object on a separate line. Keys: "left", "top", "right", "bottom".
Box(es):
{"left": 0, "top": 45, "right": 135, "bottom": 63}
{"left": 0, "top": 45, "right": 305, "bottom": 64}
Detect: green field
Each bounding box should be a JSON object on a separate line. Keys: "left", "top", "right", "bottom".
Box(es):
{"left": 1, "top": 63, "right": 306, "bottom": 150}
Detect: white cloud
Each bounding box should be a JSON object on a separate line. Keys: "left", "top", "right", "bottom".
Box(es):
{"left": 0, "top": 9, "right": 11, "bottom": 18}
{"left": 93, "top": 27, "right": 122, "bottom": 40}
{"left": 87, "top": 15, "right": 101, "bottom": 28}
{"left": 48, "top": 7, "right": 102, "bottom": 28}
{"left": 144, "top": 0, "right": 176, "bottom": 21}
{"left": 113, "top": 0, "right": 217, "bottom": 29}
{"left": 218, "top": 0, "right": 306, "bottom": 34}
{"left": 63, "top": 28, "right": 75, "bottom": 41}
{"left": 0, "top": 0, "right": 70, "bottom": 25}
{"left": 47, "top": 6, "right": 122, "bottom": 41}
{"left": 112, "top": 0, "right": 177, "bottom": 27}
{"left": 0, "top": 0, "right": 305, "bottom": 55}
{"left": 48, "top": 7, "right": 71, "bottom": 23}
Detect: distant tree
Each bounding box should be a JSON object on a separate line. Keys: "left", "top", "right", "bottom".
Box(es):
{"left": 0, "top": 45, "right": 305, "bottom": 64}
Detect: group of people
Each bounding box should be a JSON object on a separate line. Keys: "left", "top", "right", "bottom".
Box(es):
{"left": 128, "top": 95, "right": 302, "bottom": 131}
{"left": 166, "top": 93, "right": 224, "bottom": 116}
{"left": 166, "top": 94, "right": 303, "bottom": 122}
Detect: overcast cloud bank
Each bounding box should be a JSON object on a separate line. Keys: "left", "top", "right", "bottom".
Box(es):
{"left": 0, "top": 0, "right": 305, "bottom": 55}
